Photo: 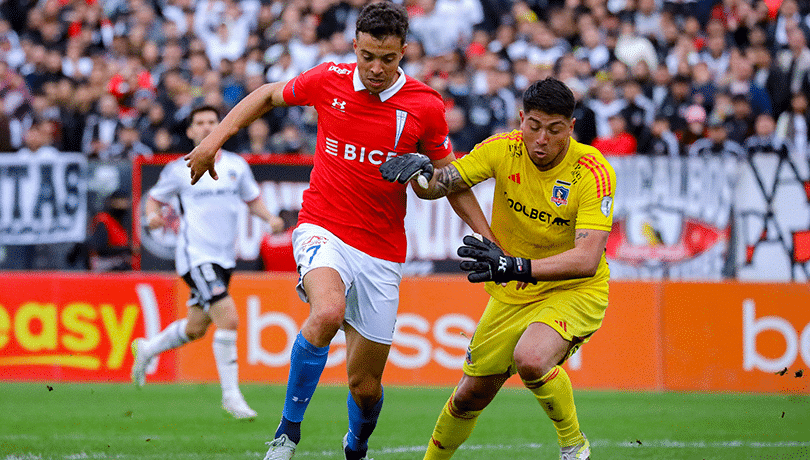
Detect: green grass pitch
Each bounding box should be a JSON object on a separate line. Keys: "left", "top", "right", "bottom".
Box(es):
{"left": 1, "top": 382, "right": 808, "bottom": 459}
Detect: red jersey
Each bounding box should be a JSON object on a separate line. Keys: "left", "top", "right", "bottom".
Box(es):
{"left": 283, "top": 62, "right": 452, "bottom": 262}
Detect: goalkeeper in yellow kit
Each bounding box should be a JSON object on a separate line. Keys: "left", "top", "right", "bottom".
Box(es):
{"left": 380, "top": 77, "right": 615, "bottom": 460}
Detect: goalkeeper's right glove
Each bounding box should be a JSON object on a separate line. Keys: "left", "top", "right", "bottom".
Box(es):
{"left": 457, "top": 234, "right": 534, "bottom": 284}
{"left": 379, "top": 153, "right": 433, "bottom": 188}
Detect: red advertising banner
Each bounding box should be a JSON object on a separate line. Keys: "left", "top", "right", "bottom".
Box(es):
{"left": 0, "top": 273, "right": 177, "bottom": 382}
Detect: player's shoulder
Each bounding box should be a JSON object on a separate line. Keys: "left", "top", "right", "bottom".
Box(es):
{"left": 163, "top": 156, "right": 189, "bottom": 174}
{"left": 313, "top": 61, "right": 356, "bottom": 80}
{"left": 472, "top": 129, "right": 524, "bottom": 152}
{"left": 219, "top": 150, "right": 253, "bottom": 171}
{"left": 401, "top": 75, "right": 445, "bottom": 107}
{"left": 571, "top": 138, "right": 615, "bottom": 172}
{"left": 570, "top": 138, "right": 616, "bottom": 197}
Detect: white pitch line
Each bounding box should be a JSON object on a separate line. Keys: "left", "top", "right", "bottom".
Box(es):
{"left": 5, "top": 440, "right": 810, "bottom": 460}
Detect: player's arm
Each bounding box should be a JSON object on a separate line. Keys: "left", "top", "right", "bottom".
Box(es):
{"left": 458, "top": 230, "right": 609, "bottom": 283}
{"left": 380, "top": 151, "right": 501, "bottom": 246}
{"left": 145, "top": 196, "right": 167, "bottom": 230}
{"left": 528, "top": 229, "right": 609, "bottom": 280}
{"left": 185, "top": 80, "right": 290, "bottom": 184}
{"left": 246, "top": 197, "right": 285, "bottom": 234}
{"left": 430, "top": 152, "right": 499, "bottom": 245}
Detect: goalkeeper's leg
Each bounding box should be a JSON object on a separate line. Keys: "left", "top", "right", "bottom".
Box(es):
{"left": 423, "top": 373, "right": 508, "bottom": 460}
{"left": 515, "top": 322, "right": 585, "bottom": 448}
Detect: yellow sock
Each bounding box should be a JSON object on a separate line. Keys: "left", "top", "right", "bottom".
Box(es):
{"left": 523, "top": 366, "right": 584, "bottom": 447}
{"left": 423, "top": 388, "right": 483, "bottom": 460}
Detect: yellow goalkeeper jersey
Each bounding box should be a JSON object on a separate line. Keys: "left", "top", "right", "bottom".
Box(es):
{"left": 452, "top": 130, "right": 616, "bottom": 303}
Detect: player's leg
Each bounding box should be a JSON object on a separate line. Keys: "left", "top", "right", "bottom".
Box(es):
{"left": 514, "top": 322, "right": 586, "bottom": 450}
{"left": 206, "top": 286, "right": 258, "bottom": 419}
{"left": 423, "top": 373, "right": 508, "bottom": 460}
{"left": 343, "top": 324, "right": 389, "bottom": 460}
{"left": 425, "top": 296, "right": 519, "bottom": 460}
{"left": 516, "top": 287, "right": 606, "bottom": 459}
{"left": 339, "top": 247, "right": 401, "bottom": 460}
{"left": 130, "top": 271, "right": 213, "bottom": 387}
{"left": 272, "top": 266, "right": 345, "bottom": 448}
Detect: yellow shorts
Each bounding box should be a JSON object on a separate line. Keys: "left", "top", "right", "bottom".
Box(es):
{"left": 462, "top": 285, "right": 608, "bottom": 377}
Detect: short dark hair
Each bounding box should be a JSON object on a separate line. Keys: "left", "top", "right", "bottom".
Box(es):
{"left": 188, "top": 105, "right": 221, "bottom": 125}
{"left": 356, "top": 1, "right": 409, "bottom": 45}
{"left": 523, "top": 77, "right": 576, "bottom": 119}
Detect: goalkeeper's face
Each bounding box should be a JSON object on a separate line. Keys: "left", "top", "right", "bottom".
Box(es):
{"left": 520, "top": 109, "right": 574, "bottom": 172}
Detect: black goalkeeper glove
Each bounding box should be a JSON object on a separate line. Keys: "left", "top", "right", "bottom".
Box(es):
{"left": 379, "top": 153, "right": 433, "bottom": 189}
{"left": 457, "top": 234, "right": 535, "bottom": 284}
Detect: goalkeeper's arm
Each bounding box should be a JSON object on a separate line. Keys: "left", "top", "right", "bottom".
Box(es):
{"left": 379, "top": 153, "right": 472, "bottom": 200}
{"left": 458, "top": 229, "right": 610, "bottom": 283}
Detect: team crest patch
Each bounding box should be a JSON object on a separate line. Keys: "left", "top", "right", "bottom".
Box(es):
{"left": 228, "top": 170, "right": 237, "bottom": 181}
{"left": 551, "top": 180, "right": 571, "bottom": 206}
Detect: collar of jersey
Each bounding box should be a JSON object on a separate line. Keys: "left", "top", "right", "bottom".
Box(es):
{"left": 353, "top": 66, "right": 406, "bottom": 102}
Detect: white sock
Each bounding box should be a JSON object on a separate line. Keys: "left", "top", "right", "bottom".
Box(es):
{"left": 142, "top": 319, "right": 190, "bottom": 358}
{"left": 213, "top": 329, "right": 240, "bottom": 398}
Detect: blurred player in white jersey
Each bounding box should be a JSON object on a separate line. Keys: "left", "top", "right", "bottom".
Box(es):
{"left": 130, "top": 105, "right": 284, "bottom": 419}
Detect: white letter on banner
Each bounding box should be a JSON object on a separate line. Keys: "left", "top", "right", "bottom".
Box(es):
{"left": 390, "top": 313, "right": 431, "bottom": 369}
{"left": 433, "top": 314, "right": 475, "bottom": 369}
{"left": 247, "top": 295, "right": 297, "bottom": 367}
{"left": 742, "top": 299, "right": 798, "bottom": 372}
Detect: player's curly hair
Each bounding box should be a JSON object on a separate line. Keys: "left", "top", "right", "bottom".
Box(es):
{"left": 356, "top": 1, "right": 409, "bottom": 45}
{"left": 523, "top": 77, "right": 576, "bottom": 119}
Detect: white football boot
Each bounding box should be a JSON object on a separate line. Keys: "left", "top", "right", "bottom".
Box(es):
{"left": 263, "top": 434, "right": 296, "bottom": 460}
{"left": 560, "top": 432, "right": 591, "bottom": 460}
{"left": 130, "top": 338, "right": 152, "bottom": 388}
{"left": 222, "top": 393, "right": 257, "bottom": 420}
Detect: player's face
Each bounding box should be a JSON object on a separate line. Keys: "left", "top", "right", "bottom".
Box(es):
{"left": 354, "top": 32, "right": 406, "bottom": 94}
{"left": 186, "top": 110, "right": 220, "bottom": 146}
{"left": 520, "top": 109, "right": 574, "bottom": 171}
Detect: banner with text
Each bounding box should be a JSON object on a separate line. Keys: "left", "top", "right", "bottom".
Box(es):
{"left": 0, "top": 154, "right": 88, "bottom": 244}
{"left": 0, "top": 273, "right": 177, "bottom": 382}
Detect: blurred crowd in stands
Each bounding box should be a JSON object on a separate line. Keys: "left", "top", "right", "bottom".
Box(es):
{"left": 1, "top": 0, "right": 810, "bottom": 161}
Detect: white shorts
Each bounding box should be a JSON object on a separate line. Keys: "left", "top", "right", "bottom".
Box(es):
{"left": 292, "top": 223, "right": 403, "bottom": 345}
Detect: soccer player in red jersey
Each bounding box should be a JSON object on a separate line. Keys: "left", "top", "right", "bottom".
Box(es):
{"left": 185, "top": 3, "right": 494, "bottom": 460}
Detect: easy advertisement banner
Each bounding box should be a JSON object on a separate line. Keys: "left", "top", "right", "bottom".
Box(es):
{"left": 2, "top": 273, "right": 807, "bottom": 393}
{"left": 0, "top": 273, "right": 177, "bottom": 382}
{"left": 0, "top": 154, "right": 88, "bottom": 244}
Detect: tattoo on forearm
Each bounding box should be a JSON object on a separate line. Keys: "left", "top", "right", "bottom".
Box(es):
{"left": 432, "top": 166, "right": 466, "bottom": 198}
{"left": 576, "top": 231, "right": 589, "bottom": 240}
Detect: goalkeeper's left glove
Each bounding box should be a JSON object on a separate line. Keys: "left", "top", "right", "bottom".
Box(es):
{"left": 379, "top": 153, "right": 433, "bottom": 188}
{"left": 457, "top": 234, "right": 535, "bottom": 284}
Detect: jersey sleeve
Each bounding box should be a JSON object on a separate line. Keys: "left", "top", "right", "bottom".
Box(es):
{"left": 575, "top": 154, "right": 616, "bottom": 232}
{"left": 149, "top": 161, "right": 183, "bottom": 203}
{"left": 238, "top": 159, "right": 261, "bottom": 202}
{"left": 420, "top": 95, "right": 453, "bottom": 161}
{"left": 451, "top": 137, "right": 499, "bottom": 187}
{"left": 282, "top": 62, "right": 330, "bottom": 106}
